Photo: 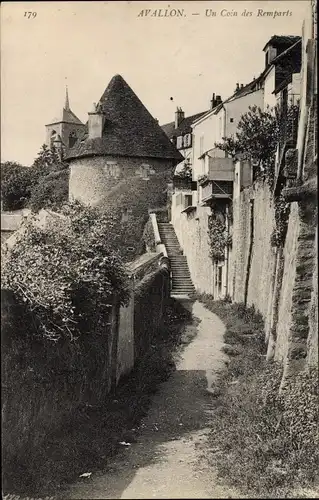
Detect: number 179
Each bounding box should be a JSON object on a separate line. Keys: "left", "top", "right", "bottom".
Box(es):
{"left": 24, "top": 11, "right": 37, "bottom": 19}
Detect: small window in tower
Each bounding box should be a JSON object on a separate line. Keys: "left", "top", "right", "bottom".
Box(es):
{"left": 69, "top": 131, "right": 77, "bottom": 148}
{"left": 230, "top": 118, "right": 234, "bottom": 123}
{"left": 50, "top": 130, "right": 57, "bottom": 149}
{"left": 122, "top": 208, "right": 129, "bottom": 223}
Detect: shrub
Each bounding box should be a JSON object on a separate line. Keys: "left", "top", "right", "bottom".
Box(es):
{"left": 197, "top": 295, "right": 319, "bottom": 498}
{"left": 2, "top": 201, "right": 129, "bottom": 342}
{"left": 1, "top": 162, "right": 33, "bottom": 210}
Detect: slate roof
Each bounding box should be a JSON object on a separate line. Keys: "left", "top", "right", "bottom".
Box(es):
{"left": 263, "top": 35, "right": 301, "bottom": 52}
{"left": 161, "top": 111, "right": 209, "bottom": 139}
{"left": 47, "top": 107, "right": 85, "bottom": 126}
{"left": 66, "top": 75, "right": 183, "bottom": 163}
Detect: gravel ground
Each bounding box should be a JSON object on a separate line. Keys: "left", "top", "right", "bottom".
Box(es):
{"left": 60, "top": 300, "right": 242, "bottom": 499}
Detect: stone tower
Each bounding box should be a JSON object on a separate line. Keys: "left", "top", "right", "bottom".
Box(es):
{"left": 66, "top": 74, "right": 183, "bottom": 206}
{"left": 45, "top": 87, "right": 86, "bottom": 155}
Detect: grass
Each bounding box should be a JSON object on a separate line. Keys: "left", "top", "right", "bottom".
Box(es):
{"left": 3, "top": 298, "right": 195, "bottom": 497}
{"left": 197, "top": 293, "right": 319, "bottom": 499}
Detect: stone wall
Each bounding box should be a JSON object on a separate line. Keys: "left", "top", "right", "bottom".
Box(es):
{"left": 1, "top": 252, "right": 170, "bottom": 468}
{"left": 274, "top": 203, "right": 300, "bottom": 362}
{"left": 1, "top": 289, "right": 118, "bottom": 466}
{"left": 230, "top": 180, "right": 276, "bottom": 322}
{"left": 229, "top": 179, "right": 317, "bottom": 375}
{"left": 69, "top": 155, "right": 174, "bottom": 206}
{"left": 172, "top": 202, "right": 216, "bottom": 296}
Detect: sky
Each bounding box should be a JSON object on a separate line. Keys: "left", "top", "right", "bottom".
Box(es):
{"left": 1, "top": 0, "right": 311, "bottom": 166}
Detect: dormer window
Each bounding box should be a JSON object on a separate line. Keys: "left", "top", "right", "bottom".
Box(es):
{"left": 183, "top": 133, "right": 192, "bottom": 148}
{"left": 176, "top": 136, "right": 183, "bottom": 149}
{"left": 264, "top": 45, "right": 277, "bottom": 67}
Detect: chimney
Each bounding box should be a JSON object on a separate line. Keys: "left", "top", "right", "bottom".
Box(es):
{"left": 240, "top": 84, "right": 244, "bottom": 89}
{"left": 235, "top": 83, "right": 240, "bottom": 93}
{"left": 210, "top": 94, "right": 222, "bottom": 109}
{"left": 210, "top": 93, "right": 216, "bottom": 109}
{"left": 175, "top": 107, "right": 185, "bottom": 129}
{"left": 88, "top": 102, "right": 105, "bottom": 139}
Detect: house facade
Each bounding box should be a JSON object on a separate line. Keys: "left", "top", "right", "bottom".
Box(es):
{"left": 169, "top": 34, "right": 303, "bottom": 301}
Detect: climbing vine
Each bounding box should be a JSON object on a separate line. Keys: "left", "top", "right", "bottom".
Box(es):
{"left": 270, "top": 191, "right": 291, "bottom": 248}
{"left": 208, "top": 212, "right": 232, "bottom": 262}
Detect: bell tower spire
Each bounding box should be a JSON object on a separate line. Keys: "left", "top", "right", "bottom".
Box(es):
{"left": 65, "top": 84, "right": 70, "bottom": 111}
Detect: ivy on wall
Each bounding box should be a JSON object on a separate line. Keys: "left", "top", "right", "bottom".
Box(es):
{"left": 270, "top": 191, "right": 291, "bottom": 248}
{"left": 208, "top": 212, "right": 232, "bottom": 262}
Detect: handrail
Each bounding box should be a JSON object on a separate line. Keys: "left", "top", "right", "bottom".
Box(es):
{"left": 149, "top": 212, "right": 172, "bottom": 291}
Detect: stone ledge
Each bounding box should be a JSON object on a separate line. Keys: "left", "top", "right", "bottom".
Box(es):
{"left": 282, "top": 175, "right": 317, "bottom": 202}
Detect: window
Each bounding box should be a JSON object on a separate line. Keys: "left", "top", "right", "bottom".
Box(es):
{"left": 218, "top": 266, "right": 223, "bottom": 294}
{"left": 103, "top": 162, "right": 121, "bottom": 178}
{"left": 69, "top": 131, "right": 77, "bottom": 148}
{"left": 183, "top": 134, "right": 192, "bottom": 148}
{"left": 121, "top": 208, "right": 129, "bottom": 222}
{"left": 50, "top": 130, "right": 57, "bottom": 149}
{"left": 176, "top": 136, "right": 183, "bottom": 149}
{"left": 184, "top": 194, "right": 193, "bottom": 209}
{"left": 230, "top": 118, "right": 234, "bottom": 123}
{"left": 176, "top": 193, "right": 183, "bottom": 206}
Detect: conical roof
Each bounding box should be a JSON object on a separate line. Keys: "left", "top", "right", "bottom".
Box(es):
{"left": 66, "top": 75, "right": 183, "bottom": 163}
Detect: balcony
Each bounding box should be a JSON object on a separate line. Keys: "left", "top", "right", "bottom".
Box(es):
{"left": 198, "top": 157, "right": 234, "bottom": 202}
{"left": 173, "top": 177, "right": 197, "bottom": 191}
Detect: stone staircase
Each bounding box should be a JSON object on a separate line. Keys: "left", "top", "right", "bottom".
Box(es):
{"left": 157, "top": 223, "right": 195, "bottom": 296}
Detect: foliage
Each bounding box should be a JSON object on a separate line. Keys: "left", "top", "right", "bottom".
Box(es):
{"left": 270, "top": 191, "right": 291, "bottom": 248}
{"left": 1, "top": 161, "right": 33, "bottom": 210}
{"left": 174, "top": 162, "right": 192, "bottom": 180}
{"left": 2, "top": 200, "right": 129, "bottom": 342}
{"left": 197, "top": 174, "right": 209, "bottom": 185}
{"left": 196, "top": 295, "right": 319, "bottom": 498}
{"left": 215, "top": 105, "right": 280, "bottom": 187}
{"left": 28, "top": 144, "right": 69, "bottom": 211}
{"left": 207, "top": 211, "right": 232, "bottom": 262}
{"left": 28, "top": 169, "right": 69, "bottom": 212}
{"left": 100, "top": 174, "right": 170, "bottom": 260}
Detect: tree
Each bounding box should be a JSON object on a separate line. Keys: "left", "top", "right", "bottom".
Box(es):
{"left": 2, "top": 200, "right": 129, "bottom": 342}
{"left": 215, "top": 105, "right": 280, "bottom": 184}
{"left": 28, "top": 144, "right": 69, "bottom": 211}
{"left": 1, "top": 161, "right": 33, "bottom": 210}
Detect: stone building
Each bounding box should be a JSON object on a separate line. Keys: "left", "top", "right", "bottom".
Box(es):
{"left": 45, "top": 87, "right": 86, "bottom": 156}
{"left": 65, "top": 75, "right": 182, "bottom": 206}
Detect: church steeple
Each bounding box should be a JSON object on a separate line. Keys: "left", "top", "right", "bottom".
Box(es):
{"left": 65, "top": 85, "right": 70, "bottom": 111}
{"left": 45, "top": 83, "right": 85, "bottom": 150}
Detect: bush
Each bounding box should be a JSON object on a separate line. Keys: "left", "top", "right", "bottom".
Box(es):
{"left": 197, "top": 295, "right": 319, "bottom": 498}
{"left": 2, "top": 201, "right": 129, "bottom": 342}
{"left": 28, "top": 168, "right": 69, "bottom": 212}
{"left": 1, "top": 162, "right": 33, "bottom": 210}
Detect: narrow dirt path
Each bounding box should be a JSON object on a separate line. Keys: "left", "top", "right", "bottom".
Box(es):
{"left": 61, "top": 301, "right": 240, "bottom": 499}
